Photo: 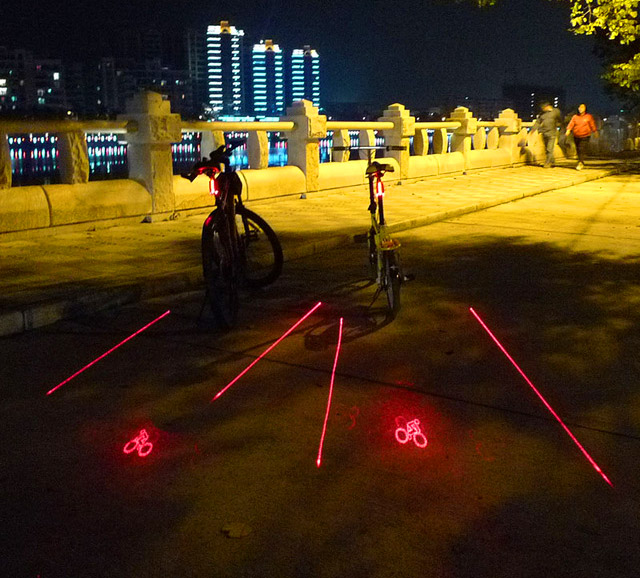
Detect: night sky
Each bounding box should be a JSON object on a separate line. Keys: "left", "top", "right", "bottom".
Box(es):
{"left": 0, "top": 0, "right": 621, "bottom": 114}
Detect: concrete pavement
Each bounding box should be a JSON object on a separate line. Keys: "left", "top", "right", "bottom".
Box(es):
{"left": 0, "top": 160, "right": 629, "bottom": 336}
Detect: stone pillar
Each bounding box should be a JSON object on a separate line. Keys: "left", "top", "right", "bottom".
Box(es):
{"left": 0, "top": 133, "right": 11, "bottom": 189}
{"left": 331, "top": 129, "right": 351, "bottom": 162}
{"left": 118, "top": 91, "right": 182, "bottom": 215}
{"left": 379, "top": 103, "right": 415, "bottom": 179}
{"left": 495, "top": 108, "right": 523, "bottom": 162}
{"left": 248, "top": 131, "right": 269, "bottom": 169}
{"left": 200, "top": 130, "right": 225, "bottom": 158}
{"left": 448, "top": 106, "right": 477, "bottom": 170}
{"left": 487, "top": 127, "right": 500, "bottom": 150}
{"left": 359, "top": 129, "right": 377, "bottom": 160}
{"left": 432, "top": 128, "right": 448, "bottom": 155}
{"left": 57, "top": 130, "right": 90, "bottom": 184}
{"left": 473, "top": 127, "right": 487, "bottom": 151}
{"left": 283, "top": 100, "right": 326, "bottom": 193}
{"left": 413, "top": 128, "right": 429, "bottom": 156}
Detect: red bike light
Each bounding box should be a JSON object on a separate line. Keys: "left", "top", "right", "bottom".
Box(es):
{"left": 209, "top": 176, "right": 220, "bottom": 197}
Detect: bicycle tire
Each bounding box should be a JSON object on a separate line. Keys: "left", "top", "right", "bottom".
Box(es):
{"left": 235, "top": 206, "right": 283, "bottom": 288}
{"left": 383, "top": 250, "right": 402, "bottom": 316}
{"left": 201, "top": 209, "right": 239, "bottom": 328}
{"left": 395, "top": 428, "right": 410, "bottom": 444}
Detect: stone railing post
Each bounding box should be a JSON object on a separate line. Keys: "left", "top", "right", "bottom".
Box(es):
{"left": 248, "top": 131, "right": 269, "bottom": 169}
{"left": 448, "top": 106, "right": 477, "bottom": 170}
{"left": 331, "top": 129, "right": 351, "bottom": 162}
{"left": 0, "top": 133, "right": 11, "bottom": 189}
{"left": 379, "top": 103, "right": 415, "bottom": 179}
{"left": 119, "top": 91, "right": 182, "bottom": 215}
{"left": 283, "top": 100, "right": 326, "bottom": 193}
{"left": 57, "top": 130, "right": 90, "bottom": 184}
{"left": 495, "top": 108, "right": 523, "bottom": 163}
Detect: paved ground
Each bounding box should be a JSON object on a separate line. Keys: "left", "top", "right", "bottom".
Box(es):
{"left": 2, "top": 170, "right": 640, "bottom": 577}
{"left": 0, "top": 159, "right": 626, "bottom": 336}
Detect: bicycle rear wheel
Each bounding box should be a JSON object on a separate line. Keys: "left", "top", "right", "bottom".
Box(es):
{"left": 383, "top": 249, "right": 402, "bottom": 316}
{"left": 201, "top": 210, "right": 239, "bottom": 328}
{"left": 235, "top": 207, "right": 283, "bottom": 288}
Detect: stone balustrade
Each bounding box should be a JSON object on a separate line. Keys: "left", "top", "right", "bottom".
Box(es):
{"left": 0, "top": 91, "right": 573, "bottom": 234}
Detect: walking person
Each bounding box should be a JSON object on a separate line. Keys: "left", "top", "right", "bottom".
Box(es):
{"left": 566, "top": 103, "right": 598, "bottom": 170}
{"left": 532, "top": 101, "right": 563, "bottom": 168}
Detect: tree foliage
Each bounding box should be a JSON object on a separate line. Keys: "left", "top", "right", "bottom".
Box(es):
{"left": 569, "top": 0, "right": 640, "bottom": 90}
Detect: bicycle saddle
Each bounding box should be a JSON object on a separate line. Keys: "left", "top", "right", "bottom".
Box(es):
{"left": 365, "top": 161, "right": 394, "bottom": 175}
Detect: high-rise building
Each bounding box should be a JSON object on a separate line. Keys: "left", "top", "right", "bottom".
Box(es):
{"left": 0, "top": 47, "right": 67, "bottom": 114}
{"left": 252, "top": 39, "right": 284, "bottom": 119}
{"left": 289, "top": 45, "right": 320, "bottom": 109}
{"left": 186, "top": 29, "right": 208, "bottom": 116}
{"left": 206, "top": 21, "right": 245, "bottom": 116}
{"left": 502, "top": 84, "right": 566, "bottom": 120}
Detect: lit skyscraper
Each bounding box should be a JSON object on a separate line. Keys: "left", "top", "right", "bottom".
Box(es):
{"left": 252, "top": 39, "right": 284, "bottom": 119}
{"left": 206, "top": 21, "right": 245, "bottom": 116}
{"left": 290, "top": 46, "right": 320, "bottom": 109}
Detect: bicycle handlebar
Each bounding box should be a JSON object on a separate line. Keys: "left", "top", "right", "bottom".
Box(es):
{"left": 181, "top": 140, "right": 244, "bottom": 181}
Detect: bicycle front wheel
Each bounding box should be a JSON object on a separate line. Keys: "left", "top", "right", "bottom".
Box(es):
{"left": 202, "top": 210, "right": 239, "bottom": 328}
{"left": 383, "top": 250, "right": 402, "bottom": 317}
{"left": 235, "top": 207, "right": 283, "bottom": 288}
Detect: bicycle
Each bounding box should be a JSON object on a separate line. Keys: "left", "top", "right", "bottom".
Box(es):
{"left": 182, "top": 143, "right": 283, "bottom": 328}
{"left": 342, "top": 145, "right": 407, "bottom": 317}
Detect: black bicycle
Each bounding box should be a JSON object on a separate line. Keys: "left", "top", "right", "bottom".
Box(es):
{"left": 346, "top": 146, "right": 407, "bottom": 317}
{"left": 182, "top": 143, "right": 283, "bottom": 328}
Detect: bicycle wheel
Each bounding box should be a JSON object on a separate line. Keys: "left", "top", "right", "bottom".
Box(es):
{"left": 367, "top": 227, "right": 378, "bottom": 279}
{"left": 383, "top": 250, "right": 402, "bottom": 316}
{"left": 413, "top": 432, "right": 428, "bottom": 448}
{"left": 202, "top": 210, "right": 239, "bottom": 328}
{"left": 235, "top": 206, "right": 283, "bottom": 288}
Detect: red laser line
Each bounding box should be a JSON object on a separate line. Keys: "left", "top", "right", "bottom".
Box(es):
{"left": 469, "top": 307, "right": 613, "bottom": 487}
{"left": 316, "top": 317, "right": 344, "bottom": 468}
{"left": 46, "top": 310, "right": 171, "bottom": 396}
{"left": 211, "top": 301, "right": 323, "bottom": 402}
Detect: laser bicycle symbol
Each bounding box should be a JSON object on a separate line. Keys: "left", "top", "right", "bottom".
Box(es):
{"left": 394, "top": 418, "right": 428, "bottom": 448}
{"left": 123, "top": 429, "right": 154, "bottom": 458}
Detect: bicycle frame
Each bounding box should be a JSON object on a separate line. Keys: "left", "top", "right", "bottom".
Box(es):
{"left": 366, "top": 166, "right": 400, "bottom": 283}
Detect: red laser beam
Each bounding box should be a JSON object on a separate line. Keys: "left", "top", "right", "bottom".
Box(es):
{"left": 211, "top": 301, "right": 323, "bottom": 402}
{"left": 316, "top": 317, "right": 344, "bottom": 468}
{"left": 469, "top": 307, "right": 613, "bottom": 487}
{"left": 46, "top": 309, "right": 171, "bottom": 396}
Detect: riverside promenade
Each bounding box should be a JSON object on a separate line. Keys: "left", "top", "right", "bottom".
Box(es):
{"left": 0, "top": 160, "right": 629, "bottom": 336}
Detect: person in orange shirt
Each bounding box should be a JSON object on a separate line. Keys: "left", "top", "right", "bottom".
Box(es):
{"left": 565, "top": 103, "right": 598, "bottom": 170}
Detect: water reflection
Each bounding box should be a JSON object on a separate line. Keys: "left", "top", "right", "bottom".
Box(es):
{"left": 7, "top": 129, "right": 400, "bottom": 186}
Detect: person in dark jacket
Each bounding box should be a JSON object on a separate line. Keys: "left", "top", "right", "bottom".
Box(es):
{"left": 565, "top": 103, "right": 598, "bottom": 170}
{"left": 532, "top": 101, "right": 563, "bottom": 167}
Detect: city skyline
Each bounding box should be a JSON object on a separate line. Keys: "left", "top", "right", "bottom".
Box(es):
{"left": 0, "top": 0, "right": 624, "bottom": 115}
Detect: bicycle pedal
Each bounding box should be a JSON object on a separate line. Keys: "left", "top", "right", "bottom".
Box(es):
{"left": 353, "top": 233, "right": 368, "bottom": 243}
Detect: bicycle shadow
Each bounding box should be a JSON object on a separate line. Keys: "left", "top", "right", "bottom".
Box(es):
{"left": 303, "top": 276, "right": 397, "bottom": 350}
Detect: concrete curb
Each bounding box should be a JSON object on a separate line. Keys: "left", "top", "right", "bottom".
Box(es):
{"left": 0, "top": 167, "right": 618, "bottom": 338}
